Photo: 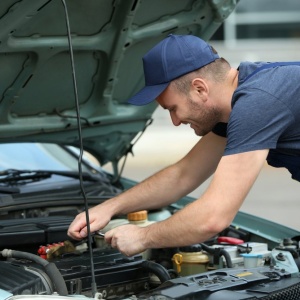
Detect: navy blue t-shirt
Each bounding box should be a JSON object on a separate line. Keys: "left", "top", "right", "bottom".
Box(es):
{"left": 213, "top": 61, "right": 300, "bottom": 181}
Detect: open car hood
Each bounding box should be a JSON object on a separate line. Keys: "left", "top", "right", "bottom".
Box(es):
{"left": 0, "top": 0, "right": 238, "bottom": 165}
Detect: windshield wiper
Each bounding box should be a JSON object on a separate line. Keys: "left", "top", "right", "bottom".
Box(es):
{"left": 0, "top": 169, "right": 99, "bottom": 185}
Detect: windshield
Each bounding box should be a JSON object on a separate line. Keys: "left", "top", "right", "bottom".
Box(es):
{"left": 0, "top": 143, "right": 91, "bottom": 172}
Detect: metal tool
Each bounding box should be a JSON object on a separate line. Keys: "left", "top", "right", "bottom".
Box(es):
{"left": 91, "top": 231, "right": 105, "bottom": 238}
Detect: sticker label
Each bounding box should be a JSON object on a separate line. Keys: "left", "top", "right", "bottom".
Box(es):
{"left": 235, "top": 272, "right": 253, "bottom": 277}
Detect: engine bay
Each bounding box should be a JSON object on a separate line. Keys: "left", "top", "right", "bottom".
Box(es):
{"left": 1, "top": 0, "right": 299, "bottom": 299}
{"left": 1, "top": 208, "right": 300, "bottom": 300}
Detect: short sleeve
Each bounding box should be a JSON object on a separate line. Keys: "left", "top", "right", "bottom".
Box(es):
{"left": 224, "top": 88, "right": 295, "bottom": 155}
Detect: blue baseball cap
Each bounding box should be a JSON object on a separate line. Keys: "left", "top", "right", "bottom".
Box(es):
{"left": 128, "top": 34, "right": 219, "bottom": 106}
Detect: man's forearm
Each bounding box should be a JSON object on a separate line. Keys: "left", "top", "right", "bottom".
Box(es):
{"left": 142, "top": 150, "right": 269, "bottom": 250}
{"left": 107, "top": 133, "right": 226, "bottom": 217}
{"left": 107, "top": 162, "right": 193, "bottom": 216}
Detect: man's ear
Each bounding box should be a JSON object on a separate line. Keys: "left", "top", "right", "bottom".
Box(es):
{"left": 191, "top": 78, "right": 209, "bottom": 101}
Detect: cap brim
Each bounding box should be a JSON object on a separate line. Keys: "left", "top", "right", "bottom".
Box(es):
{"left": 127, "top": 82, "right": 169, "bottom": 106}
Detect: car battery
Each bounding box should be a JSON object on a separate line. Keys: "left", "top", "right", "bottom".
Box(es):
{"left": 211, "top": 242, "right": 271, "bottom": 268}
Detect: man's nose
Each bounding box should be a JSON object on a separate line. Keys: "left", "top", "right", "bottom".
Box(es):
{"left": 170, "top": 112, "right": 181, "bottom": 126}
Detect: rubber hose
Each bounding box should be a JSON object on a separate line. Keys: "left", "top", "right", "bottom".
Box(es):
{"left": 219, "top": 248, "right": 233, "bottom": 268}
{"left": 200, "top": 243, "right": 233, "bottom": 268}
{"left": 141, "top": 260, "right": 171, "bottom": 283}
{"left": 200, "top": 243, "right": 215, "bottom": 254}
{"left": 1, "top": 249, "right": 68, "bottom": 296}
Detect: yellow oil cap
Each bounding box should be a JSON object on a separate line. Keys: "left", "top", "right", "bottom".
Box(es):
{"left": 127, "top": 210, "right": 148, "bottom": 221}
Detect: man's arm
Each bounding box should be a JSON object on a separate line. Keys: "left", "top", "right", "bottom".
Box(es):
{"left": 68, "top": 132, "right": 226, "bottom": 240}
{"left": 105, "top": 149, "right": 268, "bottom": 256}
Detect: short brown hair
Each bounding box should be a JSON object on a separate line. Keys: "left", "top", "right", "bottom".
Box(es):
{"left": 172, "top": 57, "right": 230, "bottom": 95}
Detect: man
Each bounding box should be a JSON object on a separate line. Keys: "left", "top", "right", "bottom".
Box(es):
{"left": 68, "top": 34, "right": 300, "bottom": 256}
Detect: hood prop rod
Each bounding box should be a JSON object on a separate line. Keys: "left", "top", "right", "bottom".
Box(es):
{"left": 61, "top": 0, "right": 97, "bottom": 296}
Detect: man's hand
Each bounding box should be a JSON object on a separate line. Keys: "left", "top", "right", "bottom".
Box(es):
{"left": 105, "top": 224, "right": 148, "bottom": 256}
{"left": 104, "top": 149, "right": 269, "bottom": 251}
{"left": 67, "top": 204, "right": 112, "bottom": 240}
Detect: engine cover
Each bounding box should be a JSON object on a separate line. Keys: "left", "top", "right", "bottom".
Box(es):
{"left": 0, "top": 249, "right": 151, "bottom": 299}
{"left": 138, "top": 266, "right": 300, "bottom": 299}
{"left": 55, "top": 249, "right": 151, "bottom": 297}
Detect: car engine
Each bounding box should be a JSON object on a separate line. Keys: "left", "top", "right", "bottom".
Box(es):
{"left": 1, "top": 209, "right": 300, "bottom": 300}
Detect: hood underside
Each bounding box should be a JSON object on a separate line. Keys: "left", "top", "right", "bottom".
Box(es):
{"left": 0, "top": 0, "right": 238, "bottom": 165}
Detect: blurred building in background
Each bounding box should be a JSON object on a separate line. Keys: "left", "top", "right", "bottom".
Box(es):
{"left": 211, "top": 0, "right": 300, "bottom": 67}
{"left": 214, "top": 0, "right": 300, "bottom": 43}
{"left": 108, "top": 0, "right": 300, "bottom": 229}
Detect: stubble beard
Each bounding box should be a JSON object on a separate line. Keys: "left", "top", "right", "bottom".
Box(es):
{"left": 187, "top": 97, "right": 222, "bottom": 137}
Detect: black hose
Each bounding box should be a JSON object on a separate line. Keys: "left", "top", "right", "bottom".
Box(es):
{"left": 219, "top": 248, "right": 233, "bottom": 268}
{"left": 141, "top": 260, "right": 171, "bottom": 283}
{"left": 200, "top": 243, "right": 233, "bottom": 268}
{"left": 1, "top": 249, "right": 68, "bottom": 296}
{"left": 200, "top": 243, "right": 215, "bottom": 254}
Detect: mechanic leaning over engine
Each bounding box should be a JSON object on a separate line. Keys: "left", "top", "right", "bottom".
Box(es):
{"left": 68, "top": 34, "right": 300, "bottom": 256}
